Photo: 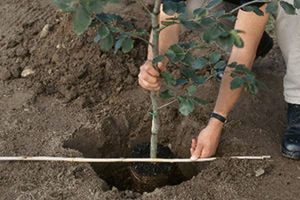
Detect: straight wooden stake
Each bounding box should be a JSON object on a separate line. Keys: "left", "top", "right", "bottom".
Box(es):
{"left": 0, "top": 155, "right": 271, "bottom": 163}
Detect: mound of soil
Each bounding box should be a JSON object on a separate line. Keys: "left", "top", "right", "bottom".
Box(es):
{"left": 1, "top": 0, "right": 299, "bottom": 200}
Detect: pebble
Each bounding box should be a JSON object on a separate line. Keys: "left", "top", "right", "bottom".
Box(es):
{"left": 40, "top": 24, "right": 50, "bottom": 38}
{"left": 255, "top": 168, "right": 265, "bottom": 177}
{"left": 21, "top": 68, "right": 35, "bottom": 77}
{"left": 10, "top": 65, "right": 22, "bottom": 78}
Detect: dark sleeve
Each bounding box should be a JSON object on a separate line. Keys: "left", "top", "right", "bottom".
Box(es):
{"left": 161, "top": 0, "right": 186, "bottom": 3}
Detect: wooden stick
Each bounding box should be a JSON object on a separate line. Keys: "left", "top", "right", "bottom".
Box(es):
{"left": 0, "top": 156, "right": 271, "bottom": 163}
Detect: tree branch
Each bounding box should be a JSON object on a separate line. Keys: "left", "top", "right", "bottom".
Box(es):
{"left": 227, "top": 0, "right": 272, "bottom": 15}
{"left": 136, "top": 0, "right": 152, "bottom": 16}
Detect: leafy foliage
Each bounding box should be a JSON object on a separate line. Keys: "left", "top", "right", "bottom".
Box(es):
{"left": 53, "top": 0, "right": 299, "bottom": 117}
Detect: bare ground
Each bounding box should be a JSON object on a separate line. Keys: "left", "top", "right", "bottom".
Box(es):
{"left": 0, "top": 0, "right": 299, "bottom": 199}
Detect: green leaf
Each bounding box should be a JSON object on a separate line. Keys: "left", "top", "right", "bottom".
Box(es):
{"left": 84, "top": 0, "right": 106, "bottom": 14}
{"left": 161, "top": 21, "right": 179, "bottom": 26}
{"left": 255, "top": 80, "right": 269, "bottom": 91}
{"left": 211, "top": 24, "right": 227, "bottom": 39}
{"left": 244, "top": 6, "right": 264, "bottom": 16}
{"left": 98, "top": 25, "right": 110, "bottom": 38}
{"left": 108, "top": 0, "right": 121, "bottom": 3}
{"left": 205, "top": 0, "right": 222, "bottom": 8}
{"left": 209, "top": 52, "right": 221, "bottom": 64}
{"left": 200, "top": 17, "right": 216, "bottom": 26}
{"left": 266, "top": 2, "right": 279, "bottom": 14}
{"left": 178, "top": 13, "right": 189, "bottom": 20}
{"left": 188, "top": 85, "right": 197, "bottom": 96}
{"left": 202, "top": 30, "right": 213, "bottom": 44}
{"left": 166, "top": 44, "right": 186, "bottom": 63}
{"left": 214, "top": 10, "right": 226, "bottom": 18}
{"left": 244, "top": 74, "right": 255, "bottom": 84}
{"left": 220, "top": 15, "right": 236, "bottom": 22}
{"left": 107, "top": 24, "right": 120, "bottom": 33}
{"left": 114, "top": 38, "right": 125, "bottom": 54}
{"left": 295, "top": 0, "right": 300, "bottom": 8}
{"left": 161, "top": 72, "right": 176, "bottom": 87}
{"left": 177, "top": 1, "right": 187, "bottom": 13}
{"left": 217, "top": 33, "right": 234, "bottom": 49}
{"left": 245, "top": 82, "right": 258, "bottom": 95}
{"left": 163, "top": 1, "right": 177, "bottom": 15}
{"left": 191, "top": 96, "right": 207, "bottom": 105}
{"left": 160, "top": 89, "right": 175, "bottom": 99}
{"left": 178, "top": 96, "right": 195, "bottom": 116}
{"left": 180, "top": 42, "right": 197, "bottom": 50}
{"left": 214, "top": 60, "right": 226, "bottom": 69}
{"left": 122, "top": 37, "right": 134, "bottom": 53}
{"left": 193, "top": 8, "right": 206, "bottom": 17}
{"left": 280, "top": 1, "right": 296, "bottom": 15}
{"left": 230, "top": 30, "right": 244, "bottom": 48}
{"left": 181, "top": 68, "right": 197, "bottom": 80}
{"left": 176, "top": 78, "right": 188, "bottom": 86}
{"left": 53, "top": 0, "right": 76, "bottom": 12}
{"left": 181, "top": 20, "right": 202, "bottom": 29}
{"left": 94, "top": 35, "right": 101, "bottom": 43}
{"left": 230, "top": 77, "right": 244, "bottom": 90}
{"left": 182, "top": 53, "right": 195, "bottom": 66}
{"left": 72, "top": 4, "right": 91, "bottom": 35}
{"left": 193, "top": 57, "right": 208, "bottom": 69}
{"left": 152, "top": 55, "right": 165, "bottom": 65}
{"left": 100, "top": 33, "right": 114, "bottom": 52}
{"left": 194, "top": 76, "right": 206, "bottom": 84}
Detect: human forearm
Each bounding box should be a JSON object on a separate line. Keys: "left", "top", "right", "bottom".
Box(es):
{"left": 213, "top": 5, "right": 270, "bottom": 119}
{"left": 147, "top": 5, "right": 181, "bottom": 62}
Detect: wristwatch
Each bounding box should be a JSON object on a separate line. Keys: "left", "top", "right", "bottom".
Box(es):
{"left": 210, "top": 112, "right": 227, "bottom": 123}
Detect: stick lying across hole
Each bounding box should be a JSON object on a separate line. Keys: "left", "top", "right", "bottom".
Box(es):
{"left": 0, "top": 156, "right": 271, "bottom": 163}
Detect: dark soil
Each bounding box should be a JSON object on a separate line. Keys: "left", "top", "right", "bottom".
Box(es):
{"left": 130, "top": 142, "right": 176, "bottom": 177}
{"left": 1, "top": 0, "right": 299, "bottom": 200}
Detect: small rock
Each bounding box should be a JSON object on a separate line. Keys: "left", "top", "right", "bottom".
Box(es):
{"left": 16, "top": 47, "right": 29, "bottom": 58}
{"left": 21, "top": 68, "right": 35, "bottom": 77}
{"left": 128, "top": 63, "right": 139, "bottom": 76}
{"left": 6, "top": 40, "right": 18, "bottom": 49}
{"left": 124, "top": 74, "right": 134, "bottom": 85}
{"left": 116, "top": 87, "right": 122, "bottom": 93}
{"left": 40, "top": 24, "right": 50, "bottom": 38}
{"left": 10, "top": 65, "right": 22, "bottom": 78}
{"left": 51, "top": 52, "right": 61, "bottom": 64}
{"left": 255, "top": 168, "right": 265, "bottom": 177}
{"left": 74, "top": 96, "right": 89, "bottom": 108}
{"left": 101, "top": 94, "right": 107, "bottom": 101}
{"left": 0, "top": 68, "right": 12, "bottom": 81}
{"left": 64, "top": 89, "right": 78, "bottom": 102}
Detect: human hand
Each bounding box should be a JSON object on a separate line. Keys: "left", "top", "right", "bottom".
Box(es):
{"left": 138, "top": 60, "right": 166, "bottom": 91}
{"left": 190, "top": 119, "right": 223, "bottom": 159}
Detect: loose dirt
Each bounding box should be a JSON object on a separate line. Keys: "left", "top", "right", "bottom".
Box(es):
{"left": 1, "top": 0, "right": 299, "bottom": 199}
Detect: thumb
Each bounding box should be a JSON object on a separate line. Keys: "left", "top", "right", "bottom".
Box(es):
{"left": 157, "top": 62, "right": 166, "bottom": 72}
{"left": 191, "top": 143, "right": 203, "bottom": 161}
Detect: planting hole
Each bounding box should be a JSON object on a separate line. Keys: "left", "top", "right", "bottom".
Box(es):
{"left": 63, "top": 124, "right": 201, "bottom": 193}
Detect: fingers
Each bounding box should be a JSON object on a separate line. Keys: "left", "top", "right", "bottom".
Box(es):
{"left": 138, "top": 77, "right": 161, "bottom": 91}
{"left": 190, "top": 138, "right": 213, "bottom": 160}
{"left": 143, "top": 61, "right": 160, "bottom": 77}
{"left": 158, "top": 62, "right": 167, "bottom": 72}
{"left": 138, "top": 61, "right": 162, "bottom": 91}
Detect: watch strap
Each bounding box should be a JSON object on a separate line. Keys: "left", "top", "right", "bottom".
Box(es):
{"left": 210, "top": 112, "right": 227, "bottom": 123}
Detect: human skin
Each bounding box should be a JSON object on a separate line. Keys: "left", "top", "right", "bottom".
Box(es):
{"left": 138, "top": 5, "right": 180, "bottom": 91}
{"left": 138, "top": 3, "right": 270, "bottom": 159}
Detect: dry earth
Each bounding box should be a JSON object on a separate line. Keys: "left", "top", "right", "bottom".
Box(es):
{"left": 0, "top": 0, "right": 299, "bottom": 199}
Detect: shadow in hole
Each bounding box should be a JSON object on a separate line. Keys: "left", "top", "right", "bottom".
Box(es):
{"left": 63, "top": 126, "right": 203, "bottom": 192}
